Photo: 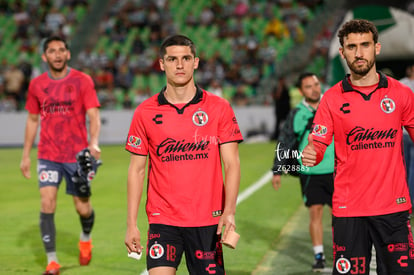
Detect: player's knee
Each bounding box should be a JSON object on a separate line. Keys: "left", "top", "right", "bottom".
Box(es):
{"left": 75, "top": 203, "right": 92, "bottom": 217}
{"left": 40, "top": 198, "right": 56, "bottom": 213}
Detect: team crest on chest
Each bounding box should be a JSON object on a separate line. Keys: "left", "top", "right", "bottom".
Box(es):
{"left": 380, "top": 96, "right": 395, "bottom": 114}
{"left": 192, "top": 110, "right": 208, "bottom": 126}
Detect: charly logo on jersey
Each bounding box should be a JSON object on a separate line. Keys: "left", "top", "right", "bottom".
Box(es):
{"left": 127, "top": 135, "right": 141, "bottom": 148}
{"left": 152, "top": 114, "right": 163, "bottom": 124}
{"left": 380, "top": 96, "right": 395, "bottom": 114}
{"left": 339, "top": 103, "right": 350, "bottom": 114}
{"left": 192, "top": 110, "right": 208, "bottom": 126}
{"left": 335, "top": 256, "right": 351, "bottom": 274}
{"left": 149, "top": 243, "right": 164, "bottom": 259}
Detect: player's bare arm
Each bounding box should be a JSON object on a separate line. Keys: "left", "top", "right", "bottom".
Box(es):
{"left": 86, "top": 107, "right": 101, "bottom": 159}
{"left": 20, "top": 113, "right": 39, "bottom": 179}
{"left": 125, "top": 154, "right": 146, "bottom": 254}
{"left": 217, "top": 142, "right": 240, "bottom": 239}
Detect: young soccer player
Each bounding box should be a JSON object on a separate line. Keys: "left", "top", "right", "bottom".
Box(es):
{"left": 124, "top": 34, "right": 243, "bottom": 275}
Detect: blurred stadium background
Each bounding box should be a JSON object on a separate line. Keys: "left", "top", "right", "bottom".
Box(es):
{"left": 1, "top": 0, "right": 414, "bottom": 146}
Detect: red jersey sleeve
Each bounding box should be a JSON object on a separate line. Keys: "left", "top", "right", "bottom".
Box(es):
{"left": 311, "top": 93, "right": 333, "bottom": 164}
{"left": 80, "top": 73, "right": 100, "bottom": 109}
{"left": 402, "top": 85, "right": 414, "bottom": 129}
{"left": 217, "top": 100, "right": 243, "bottom": 144}
{"left": 25, "top": 79, "right": 41, "bottom": 114}
{"left": 126, "top": 105, "right": 149, "bottom": 155}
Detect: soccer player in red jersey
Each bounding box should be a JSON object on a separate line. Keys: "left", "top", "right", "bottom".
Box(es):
{"left": 20, "top": 36, "right": 101, "bottom": 275}
{"left": 124, "top": 34, "right": 243, "bottom": 275}
{"left": 302, "top": 19, "right": 414, "bottom": 274}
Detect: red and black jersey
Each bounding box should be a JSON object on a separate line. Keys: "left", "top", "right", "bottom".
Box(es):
{"left": 311, "top": 72, "right": 414, "bottom": 217}
{"left": 125, "top": 86, "right": 243, "bottom": 227}
{"left": 25, "top": 68, "right": 100, "bottom": 163}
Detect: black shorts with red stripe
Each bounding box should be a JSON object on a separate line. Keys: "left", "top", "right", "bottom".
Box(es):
{"left": 332, "top": 211, "right": 414, "bottom": 275}
{"left": 146, "top": 224, "right": 225, "bottom": 274}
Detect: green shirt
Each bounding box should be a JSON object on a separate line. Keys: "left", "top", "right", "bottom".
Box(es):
{"left": 294, "top": 99, "right": 334, "bottom": 175}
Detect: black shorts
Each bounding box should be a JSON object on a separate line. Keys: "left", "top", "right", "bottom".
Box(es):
{"left": 332, "top": 211, "right": 414, "bottom": 275}
{"left": 146, "top": 224, "right": 225, "bottom": 275}
{"left": 299, "top": 173, "right": 333, "bottom": 207}
{"left": 37, "top": 159, "right": 79, "bottom": 196}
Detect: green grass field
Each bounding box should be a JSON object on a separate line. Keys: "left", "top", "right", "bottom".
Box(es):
{"left": 0, "top": 142, "right": 314, "bottom": 275}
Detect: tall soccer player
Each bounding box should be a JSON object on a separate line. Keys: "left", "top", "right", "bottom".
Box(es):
{"left": 124, "top": 34, "right": 243, "bottom": 275}
{"left": 20, "top": 36, "right": 101, "bottom": 275}
{"left": 302, "top": 19, "right": 414, "bottom": 274}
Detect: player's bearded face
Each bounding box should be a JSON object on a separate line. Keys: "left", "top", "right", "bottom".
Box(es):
{"left": 47, "top": 57, "right": 68, "bottom": 72}
{"left": 341, "top": 32, "right": 379, "bottom": 77}
{"left": 43, "top": 41, "right": 70, "bottom": 73}
{"left": 346, "top": 54, "right": 376, "bottom": 76}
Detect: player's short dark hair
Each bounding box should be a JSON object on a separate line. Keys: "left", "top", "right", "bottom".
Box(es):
{"left": 337, "top": 19, "right": 378, "bottom": 47}
{"left": 159, "top": 34, "right": 196, "bottom": 58}
{"left": 43, "top": 36, "right": 69, "bottom": 52}
{"left": 296, "top": 72, "right": 317, "bottom": 88}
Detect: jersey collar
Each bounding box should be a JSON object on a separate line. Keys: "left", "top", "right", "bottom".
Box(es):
{"left": 157, "top": 85, "right": 204, "bottom": 114}
{"left": 48, "top": 67, "right": 71, "bottom": 80}
{"left": 341, "top": 71, "right": 388, "bottom": 100}
{"left": 158, "top": 85, "right": 203, "bottom": 105}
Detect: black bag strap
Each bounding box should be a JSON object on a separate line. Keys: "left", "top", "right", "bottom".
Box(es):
{"left": 297, "top": 113, "right": 315, "bottom": 146}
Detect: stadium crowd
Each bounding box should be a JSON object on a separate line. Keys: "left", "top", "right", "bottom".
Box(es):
{"left": 1, "top": 0, "right": 333, "bottom": 112}
{"left": 0, "top": 0, "right": 89, "bottom": 111}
